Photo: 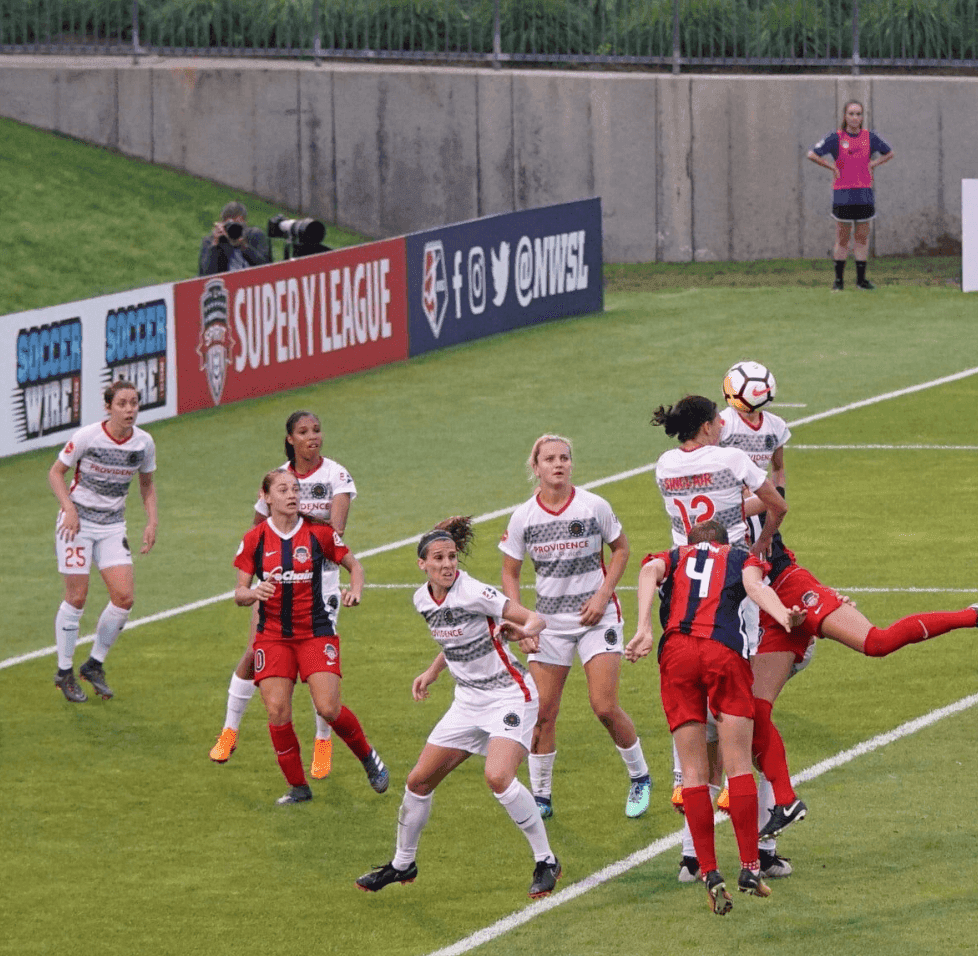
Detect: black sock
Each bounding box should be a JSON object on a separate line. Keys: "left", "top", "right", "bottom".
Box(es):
{"left": 856, "top": 261, "right": 867, "bottom": 283}
{"left": 834, "top": 259, "right": 846, "bottom": 282}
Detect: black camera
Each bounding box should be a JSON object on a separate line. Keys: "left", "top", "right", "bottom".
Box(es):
{"left": 267, "top": 215, "right": 330, "bottom": 260}
{"left": 223, "top": 221, "right": 244, "bottom": 241}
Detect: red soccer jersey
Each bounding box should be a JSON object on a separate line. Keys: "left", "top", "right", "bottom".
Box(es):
{"left": 644, "top": 543, "right": 763, "bottom": 659}
{"left": 234, "top": 518, "right": 350, "bottom": 640}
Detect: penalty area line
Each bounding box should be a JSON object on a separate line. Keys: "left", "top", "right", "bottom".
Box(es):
{"left": 423, "top": 691, "right": 978, "bottom": 956}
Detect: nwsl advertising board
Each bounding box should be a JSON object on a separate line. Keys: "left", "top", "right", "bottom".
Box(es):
{"left": 406, "top": 198, "right": 603, "bottom": 356}
{"left": 173, "top": 238, "right": 409, "bottom": 412}
{"left": 2, "top": 285, "right": 176, "bottom": 456}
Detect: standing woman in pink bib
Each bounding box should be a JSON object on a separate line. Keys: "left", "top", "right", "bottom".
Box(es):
{"left": 807, "top": 100, "right": 894, "bottom": 292}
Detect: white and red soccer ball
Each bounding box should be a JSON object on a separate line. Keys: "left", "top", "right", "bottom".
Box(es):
{"left": 723, "top": 361, "right": 777, "bottom": 413}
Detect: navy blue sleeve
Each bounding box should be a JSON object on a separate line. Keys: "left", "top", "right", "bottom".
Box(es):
{"left": 811, "top": 131, "right": 839, "bottom": 158}
{"left": 869, "top": 131, "right": 892, "bottom": 155}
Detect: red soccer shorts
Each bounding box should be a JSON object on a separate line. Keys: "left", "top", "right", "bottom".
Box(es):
{"left": 757, "top": 565, "right": 844, "bottom": 661}
{"left": 658, "top": 633, "right": 755, "bottom": 733}
{"left": 253, "top": 635, "right": 342, "bottom": 684}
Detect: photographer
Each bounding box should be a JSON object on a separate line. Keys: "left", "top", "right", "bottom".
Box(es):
{"left": 198, "top": 201, "right": 271, "bottom": 276}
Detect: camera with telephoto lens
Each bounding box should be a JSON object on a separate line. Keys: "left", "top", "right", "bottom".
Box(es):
{"left": 267, "top": 214, "right": 330, "bottom": 260}
{"left": 223, "top": 221, "right": 244, "bottom": 241}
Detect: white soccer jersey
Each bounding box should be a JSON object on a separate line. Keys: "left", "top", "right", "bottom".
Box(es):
{"left": 58, "top": 421, "right": 156, "bottom": 525}
{"left": 719, "top": 407, "right": 791, "bottom": 472}
{"left": 255, "top": 456, "right": 356, "bottom": 596}
{"left": 413, "top": 571, "right": 534, "bottom": 706}
{"left": 499, "top": 487, "right": 623, "bottom": 636}
{"left": 654, "top": 445, "right": 766, "bottom": 546}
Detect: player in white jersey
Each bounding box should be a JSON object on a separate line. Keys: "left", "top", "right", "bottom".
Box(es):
{"left": 356, "top": 517, "right": 562, "bottom": 900}
{"left": 209, "top": 410, "right": 357, "bottom": 778}
{"left": 47, "top": 380, "right": 158, "bottom": 703}
{"left": 499, "top": 435, "right": 651, "bottom": 821}
{"left": 651, "top": 394, "right": 790, "bottom": 879}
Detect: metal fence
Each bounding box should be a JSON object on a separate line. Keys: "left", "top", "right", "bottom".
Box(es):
{"left": 1, "top": 0, "right": 976, "bottom": 71}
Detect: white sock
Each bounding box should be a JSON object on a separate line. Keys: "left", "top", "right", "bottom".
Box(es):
{"left": 393, "top": 788, "right": 432, "bottom": 870}
{"left": 91, "top": 602, "right": 130, "bottom": 662}
{"left": 495, "top": 779, "right": 555, "bottom": 863}
{"left": 616, "top": 738, "right": 649, "bottom": 779}
{"left": 528, "top": 751, "right": 556, "bottom": 798}
{"left": 681, "top": 818, "right": 696, "bottom": 857}
{"left": 313, "top": 701, "right": 332, "bottom": 741}
{"left": 758, "top": 775, "right": 777, "bottom": 853}
{"left": 224, "top": 673, "right": 257, "bottom": 731}
{"left": 672, "top": 739, "right": 682, "bottom": 777}
{"left": 55, "top": 601, "right": 84, "bottom": 670}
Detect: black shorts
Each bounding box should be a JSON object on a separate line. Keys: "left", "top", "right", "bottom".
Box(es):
{"left": 832, "top": 203, "right": 875, "bottom": 223}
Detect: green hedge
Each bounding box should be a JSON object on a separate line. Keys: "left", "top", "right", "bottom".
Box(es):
{"left": 2, "top": 0, "right": 977, "bottom": 60}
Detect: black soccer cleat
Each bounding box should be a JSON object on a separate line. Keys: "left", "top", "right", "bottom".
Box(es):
{"left": 759, "top": 798, "right": 807, "bottom": 838}
{"left": 276, "top": 784, "right": 313, "bottom": 805}
{"left": 535, "top": 795, "right": 554, "bottom": 819}
{"left": 832, "top": 278, "right": 844, "bottom": 292}
{"left": 677, "top": 856, "right": 701, "bottom": 883}
{"left": 79, "top": 658, "right": 114, "bottom": 699}
{"left": 54, "top": 669, "right": 88, "bottom": 703}
{"left": 759, "top": 849, "right": 793, "bottom": 878}
{"left": 704, "top": 869, "right": 732, "bottom": 915}
{"left": 856, "top": 278, "right": 875, "bottom": 290}
{"left": 528, "top": 857, "right": 561, "bottom": 899}
{"left": 356, "top": 861, "right": 418, "bottom": 892}
{"left": 361, "top": 749, "right": 390, "bottom": 794}
{"left": 737, "top": 866, "right": 772, "bottom": 897}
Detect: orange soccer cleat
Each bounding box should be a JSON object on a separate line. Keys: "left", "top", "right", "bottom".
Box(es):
{"left": 311, "top": 736, "right": 333, "bottom": 779}
{"left": 716, "top": 786, "right": 730, "bottom": 815}
{"left": 209, "top": 728, "right": 238, "bottom": 763}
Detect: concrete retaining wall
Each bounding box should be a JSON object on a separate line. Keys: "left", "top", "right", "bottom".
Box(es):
{"left": 1, "top": 55, "right": 974, "bottom": 262}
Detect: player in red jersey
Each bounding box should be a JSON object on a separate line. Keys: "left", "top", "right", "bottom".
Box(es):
{"left": 626, "top": 521, "right": 806, "bottom": 915}
{"left": 233, "top": 469, "right": 388, "bottom": 804}
{"left": 746, "top": 535, "right": 978, "bottom": 837}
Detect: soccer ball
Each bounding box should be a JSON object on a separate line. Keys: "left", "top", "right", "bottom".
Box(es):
{"left": 722, "top": 361, "right": 777, "bottom": 413}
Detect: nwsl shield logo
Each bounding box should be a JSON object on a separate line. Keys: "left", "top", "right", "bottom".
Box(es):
{"left": 196, "top": 279, "right": 235, "bottom": 406}
{"left": 422, "top": 240, "right": 448, "bottom": 338}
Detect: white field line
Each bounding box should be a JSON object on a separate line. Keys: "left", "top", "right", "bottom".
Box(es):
{"left": 5, "top": 366, "right": 977, "bottom": 674}
{"left": 424, "top": 691, "right": 978, "bottom": 956}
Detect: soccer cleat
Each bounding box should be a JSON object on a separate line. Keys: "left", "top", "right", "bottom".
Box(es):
{"left": 738, "top": 867, "right": 772, "bottom": 898}
{"left": 276, "top": 784, "right": 313, "bottom": 805}
{"left": 362, "top": 749, "right": 390, "bottom": 794}
{"left": 625, "top": 774, "right": 652, "bottom": 818}
{"left": 79, "top": 659, "right": 113, "bottom": 699}
{"left": 209, "top": 728, "right": 238, "bottom": 763}
{"left": 535, "top": 795, "right": 554, "bottom": 820}
{"left": 759, "top": 849, "right": 793, "bottom": 878}
{"left": 528, "top": 857, "right": 561, "bottom": 899}
{"left": 856, "top": 278, "right": 875, "bottom": 290}
{"left": 832, "top": 277, "right": 844, "bottom": 291}
{"left": 356, "top": 860, "right": 418, "bottom": 892}
{"left": 759, "top": 798, "right": 807, "bottom": 838}
{"left": 678, "top": 856, "right": 701, "bottom": 883}
{"left": 969, "top": 602, "right": 978, "bottom": 625}
{"left": 54, "top": 670, "right": 88, "bottom": 703}
{"left": 670, "top": 784, "right": 685, "bottom": 815}
{"left": 716, "top": 786, "right": 730, "bottom": 814}
{"left": 704, "top": 870, "right": 732, "bottom": 916}
{"left": 310, "top": 736, "right": 332, "bottom": 779}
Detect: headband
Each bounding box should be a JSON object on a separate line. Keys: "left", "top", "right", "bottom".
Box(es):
{"left": 417, "top": 529, "right": 454, "bottom": 558}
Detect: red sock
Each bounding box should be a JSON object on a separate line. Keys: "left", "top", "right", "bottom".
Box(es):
{"left": 863, "top": 609, "right": 976, "bottom": 657}
{"left": 727, "top": 773, "right": 759, "bottom": 870}
{"left": 329, "top": 705, "right": 371, "bottom": 761}
{"left": 751, "top": 698, "right": 796, "bottom": 805}
{"left": 683, "top": 785, "right": 717, "bottom": 873}
{"left": 268, "top": 722, "right": 307, "bottom": 787}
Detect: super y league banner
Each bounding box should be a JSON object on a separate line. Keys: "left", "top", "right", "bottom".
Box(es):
{"left": 406, "top": 198, "right": 603, "bottom": 356}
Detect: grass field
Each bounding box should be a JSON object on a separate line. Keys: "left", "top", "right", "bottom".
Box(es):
{"left": 1, "top": 120, "right": 977, "bottom": 956}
